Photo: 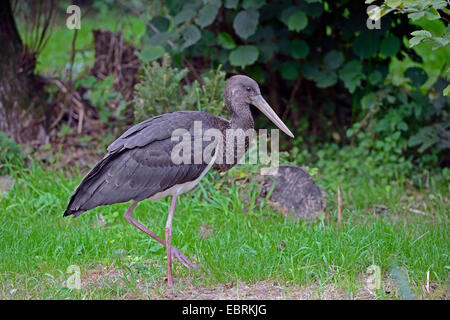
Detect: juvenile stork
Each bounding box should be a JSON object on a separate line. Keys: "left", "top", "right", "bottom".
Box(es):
{"left": 64, "top": 75, "right": 294, "bottom": 286}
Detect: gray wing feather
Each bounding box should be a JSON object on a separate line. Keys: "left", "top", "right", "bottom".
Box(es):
{"left": 107, "top": 111, "right": 200, "bottom": 153}
{"left": 64, "top": 111, "right": 218, "bottom": 217}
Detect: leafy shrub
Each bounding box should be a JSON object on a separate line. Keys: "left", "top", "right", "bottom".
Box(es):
{"left": 0, "top": 132, "right": 25, "bottom": 173}
{"left": 133, "top": 53, "right": 227, "bottom": 122}
{"left": 140, "top": 0, "right": 420, "bottom": 90}
{"left": 369, "top": 0, "right": 449, "bottom": 51}
{"left": 133, "top": 54, "right": 189, "bottom": 120}
{"left": 76, "top": 75, "right": 129, "bottom": 125}
{"left": 125, "top": 0, "right": 449, "bottom": 166}
{"left": 346, "top": 81, "right": 449, "bottom": 166}
{"left": 187, "top": 65, "right": 228, "bottom": 116}
{"left": 286, "top": 139, "right": 416, "bottom": 199}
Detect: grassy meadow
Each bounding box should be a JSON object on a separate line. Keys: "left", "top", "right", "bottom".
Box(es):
{"left": 0, "top": 158, "right": 448, "bottom": 299}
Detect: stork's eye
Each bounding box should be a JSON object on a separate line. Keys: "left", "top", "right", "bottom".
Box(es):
{"left": 246, "top": 87, "right": 252, "bottom": 92}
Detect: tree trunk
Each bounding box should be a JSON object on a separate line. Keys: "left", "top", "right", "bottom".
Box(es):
{"left": 0, "top": 0, "right": 46, "bottom": 144}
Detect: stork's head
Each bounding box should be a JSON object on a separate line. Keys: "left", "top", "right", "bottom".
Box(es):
{"left": 225, "top": 75, "right": 294, "bottom": 138}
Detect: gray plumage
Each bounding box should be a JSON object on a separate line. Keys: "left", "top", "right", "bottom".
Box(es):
{"left": 63, "top": 75, "right": 294, "bottom": 220}
{"left": 64, "top": 111, "right": 226, "bottom": 217}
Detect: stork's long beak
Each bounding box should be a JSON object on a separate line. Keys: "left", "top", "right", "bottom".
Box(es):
{"left": 251, "top": 95, "right": 294, "bottom": 138}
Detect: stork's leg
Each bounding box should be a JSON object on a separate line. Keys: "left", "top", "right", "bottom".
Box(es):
{"left": 164, "top": 195, "right": 177, "bottom": 286}
{"left": 123, "top": 201, "right": 198, "bottom": 270}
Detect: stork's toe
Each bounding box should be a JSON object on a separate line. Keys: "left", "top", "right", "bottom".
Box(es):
{"left": 171, "top": 246, "right": 198, "bottom": 270}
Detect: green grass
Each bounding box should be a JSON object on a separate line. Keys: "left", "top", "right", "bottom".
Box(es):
{"left": 0, "top": 160, "right": 448, "bottom": 299}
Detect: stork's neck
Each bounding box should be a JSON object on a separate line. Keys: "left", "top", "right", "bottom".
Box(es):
{"left": 214, "top": 100, "right": 255, "bottom": 172}
{"left": 228, "top": 101, "right": 254, "bottom": 131}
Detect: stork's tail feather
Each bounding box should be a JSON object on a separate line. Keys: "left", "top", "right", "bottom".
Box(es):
{"left": 63, "top": 181, "right": 92, "bottom": 217}
{"left": 63, "top": 153, "right": 116, "bottom": 219}
{"left": 63, "top": 208, "right": 86, "bottom": 218}
{"left": 63, "top": 180, "right": 95, "bottom": 218}
{"left": 63, "top": 209, "right": 73, "bottom": 217}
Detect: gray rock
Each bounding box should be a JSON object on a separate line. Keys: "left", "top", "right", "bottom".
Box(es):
{"left": 258, "top": 165, "right": 325, "bottom": 220}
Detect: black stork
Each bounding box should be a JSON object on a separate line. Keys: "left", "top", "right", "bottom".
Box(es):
{"left": 64, "top": 75, "right": 294, "bottom": 286}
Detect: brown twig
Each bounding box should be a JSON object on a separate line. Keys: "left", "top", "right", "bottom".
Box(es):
{"left": 66, "top": 28, "right": 78, "bottom": 127}
{"left": 46, "top": 77, "right": 85, "bottom": 131}
{"left": 322, "top": 209, "right": 330, "bottom": 222}
{"left": 183, "top": 58, "right": 202, "bottom": 81}
{"left": 405, "top": 207, "right": 428, "bottom": 216}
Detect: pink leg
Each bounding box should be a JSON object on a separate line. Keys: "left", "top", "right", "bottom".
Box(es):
{"left": 123, "top": 200, "right": 198, "bottom": 273}
{"left": 164, "top": 195, "right": 177, "bottom": 286}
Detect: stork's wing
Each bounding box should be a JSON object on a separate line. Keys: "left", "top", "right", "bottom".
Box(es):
{"left": 64, "top": 111, "right": 223, "bottom": 217}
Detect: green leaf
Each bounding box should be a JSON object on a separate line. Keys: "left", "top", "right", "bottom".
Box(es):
{"left": 424, "top": 7, "right": 441, "bottom": 20}
{"left": 432, "top": 37, "right": 450, "bottom": 50}
{"left": 280, "top": 61, "right": 300, "bottom": 80}
{"left": 301, "top": 63, "right": 319, "bottom": 80}
{"left": 201, "top": 29, "right": 216, "bottom": 46}
{"left": 246, "top": 64, "right": 265, "bottom": 83}
{"left": 225, "top": 0, "right": 239, "bottom": 9}
{"left": 139, "top": 45, "right": 165, "bottom": 62}
{"left": 173, "top": 9, "right": 196, "bottom": 26}
{"left": 257, "top": 43, "right": 275, "bottom": 62}
{"left": 148, "top": 32, "right": 170, "bottom": 46}
{"left": 361, "top": 92, "right": 378, "bottom": 110}
{"left": 203, "top": 0, "right": 221, "bottom": 6}
{"left": 432, "top": 1, "right": 448, "bottom": 10}
{"left": 304, "top": 2, "right": 323, "bottom": 18}
{"left": 233, "top": 8, "right": 260, "bottom": 39}
{"left": 249, "top": 25, "right": 274, "bottom": 43}
{"left": 380, "top": 34, "right": 400, "bottom": 57}
{"left": 352, "top": 32, "right": 379, "bottom": 59}
{"left": 404, "top": 67, "right": 428, "bottom": 87}
{"left": 229, "top": 45, "right": 259, "bottom": 67}
{"left": 408, "top": 126, "right": 443, "bottom": 153}
{"left": 409, "top": 36, "right": 426, "bottom": 47}
{"left": 368, "top": 70, "right": 383, "bottom": 85}
{"left": 444, "top": 84, "right": 450, "bottom": 96}
{"left": 339, "top": 60, "right": 365, "bottom": 93}
{"left": 408, "top": 11, "right": 425, "bottom": 20}
{"left": 217, "top": 32, "right": 236, "bottom": 49}
{"left": 411, "top": 30, "right": 432, "bottom": 38}
{"left": 279, "top": 6, "right": 298, "bottom": 23}
{"left": 314, "top": 70, "right": 337, "bottom": 88}
{"left": 196, "top": 4, "right": 220, "bottom": 28}
{"left": 385, "top": 0, "right": 401, "bottom": 8}
{"left": 242, "top": 0, "right": 265, "bottom": 9}
{"left": 147, "top": 16, "right": 170, "bottom": 35}
{"left": 323, "top": 50, "right": 344, "bottom": 70}
{"left": 218, "top": 49, "right": 229, "bottom": 65}
{"left": 290, "top": 39, "right": 309, "bottom": 59}
{"left": 181, "top": 25, "right": 201, "bottom": 49}
{"left": 287, "top": 11, "right": 308, "bottom": 32}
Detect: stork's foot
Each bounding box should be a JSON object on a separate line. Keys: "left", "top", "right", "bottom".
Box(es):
{"left": 170, "top": 246, "right": 198, "bottom": 270}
